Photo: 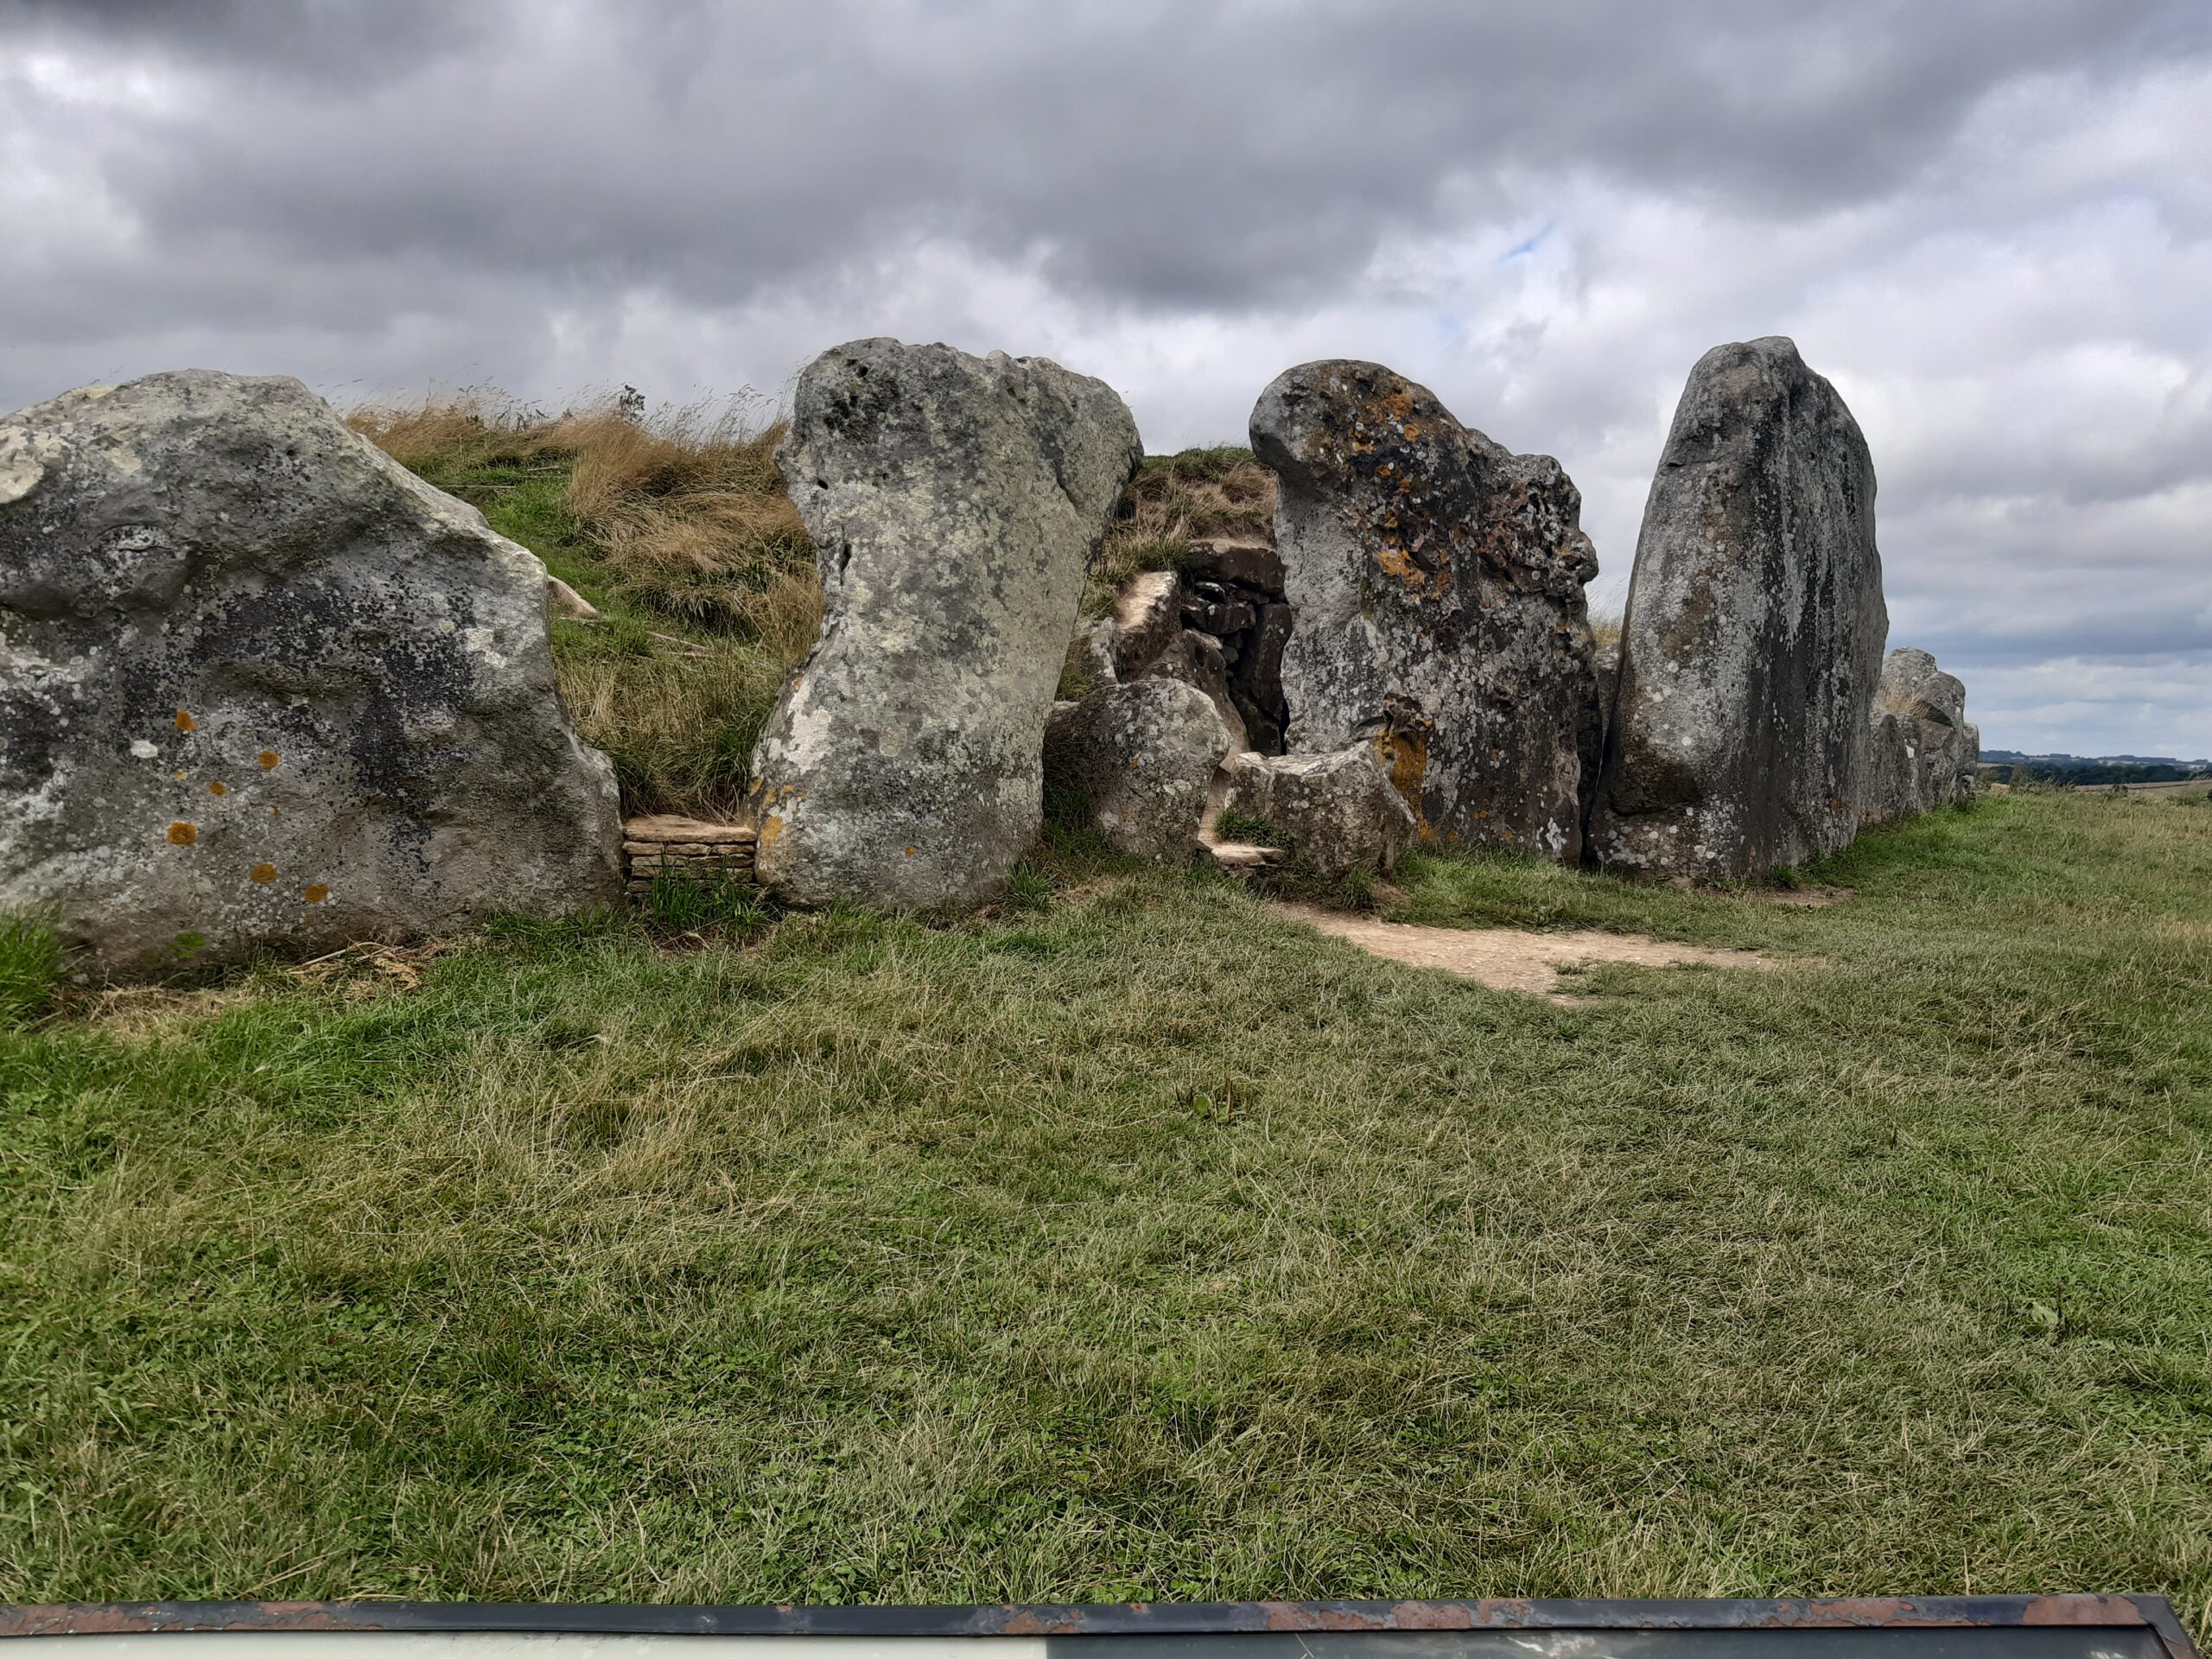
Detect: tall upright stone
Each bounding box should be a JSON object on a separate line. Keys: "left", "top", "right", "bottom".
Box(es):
{"left": 0, "top": 372, "right": 623, "bottom": 979}
{"left": 1864, "top": 646, "right": 1979, "bottom": 821}
{"left": 1588, "top": 338, "right": 1888, "bottom": 879}
{"left": 1250, "top": 360, "right": 1601, "bottom": 860}
{"left": 750, "top": 339, "right": 1141, "bottom": 907}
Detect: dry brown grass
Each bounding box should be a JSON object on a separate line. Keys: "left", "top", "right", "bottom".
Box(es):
{"left": 347, "top": 391, "right": 820, "bottom": 816}
{"left": 346, "top": 392, "right": 816, "bottom": 638}
{"left": 1086, "top": 448, "right": 1276, "bottom": 615}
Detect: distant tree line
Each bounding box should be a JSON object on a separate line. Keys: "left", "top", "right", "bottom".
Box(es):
{"left": 1980, "top": 758, "right": 2211, "bottom": 786}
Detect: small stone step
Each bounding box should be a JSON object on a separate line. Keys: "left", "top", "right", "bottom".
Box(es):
{"left": 1203, "top": 840, "right": 1286, "bottom": 871}
{"left": 622, "top": 813, "right": 756, "bottom": 845}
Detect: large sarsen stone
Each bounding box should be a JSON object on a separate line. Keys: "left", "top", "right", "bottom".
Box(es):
{"left": 749, "top": 340, "right": 1141, "bottom": 907}
{"left": 1588, "top": 338, "right": 1888, "bottom": 879}
{"left": 1864, "top": 646, "right": 1978, "bottom": 822}
{"left": 0, "top": 371, "right": 623, "bottom": 979}
{"left": 1250, "top": 360, "right": 1601, "bottom": 861}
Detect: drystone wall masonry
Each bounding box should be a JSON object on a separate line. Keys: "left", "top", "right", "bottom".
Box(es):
{"left": 1250, "top": 359, "right": 1603, "bottom": 861}
{"left": 0, "top": 370, "right": 623, "bottom": 980}
{"left": 622, "top": 814, "right": 759, "bottom": 898}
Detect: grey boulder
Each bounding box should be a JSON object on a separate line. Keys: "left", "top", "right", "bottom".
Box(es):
{"left": 1045, "top": 678, "right": 1232, "bottom": 861}
{"left": 748, "top": 339, "right": 1141, "bottom": 907}
{"left": 1865, "top": 646, "right": 1978, "bottom": 820}
{"left": 1219, "top": 744, "right": 1416, "bottom": 876}
{"left": 0, "top": 371, "right": 623, "bottom": 979}
{"left": 1250, "top": 360, "right": 1601, "bottom": 861}
{"left": 1588, "top": 337, "right": 1889, "bottom": 880}
{"left": 1144, "top": 627, "right": 1250, "bottom": 752}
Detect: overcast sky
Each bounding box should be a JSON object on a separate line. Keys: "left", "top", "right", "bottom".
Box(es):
{"left": 4, "top": 1, "right": 2208, "bottom": 756}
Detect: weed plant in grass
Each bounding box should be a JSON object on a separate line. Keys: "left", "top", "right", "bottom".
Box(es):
{"left": 3, "top": 791, "right": 2209, "bottom": 1611}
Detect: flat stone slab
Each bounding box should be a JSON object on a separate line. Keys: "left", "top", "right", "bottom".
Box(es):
{"left": 622, "top": 814, "right": 757, "bottom": 845}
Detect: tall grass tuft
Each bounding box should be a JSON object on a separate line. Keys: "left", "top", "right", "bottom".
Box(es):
{"left": 0, "top": 912, "right": 63, "bottom": 1027}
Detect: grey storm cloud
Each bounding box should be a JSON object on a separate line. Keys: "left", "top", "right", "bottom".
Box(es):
{"left": 3, "top": 0, "right": 2209, "bottom": 753}
{"left": 14, "top": 0, "right": 2209, "bottom": 305}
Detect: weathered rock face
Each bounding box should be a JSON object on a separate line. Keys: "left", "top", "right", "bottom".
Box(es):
{"left": 1250, "top": 360, "right": 1601, "bottom": 861}
{"left": 749, "top": 339, "right": 1141, "bottom": 907}
{"left": 1144, "top": 628, "right": 1249, "bottom": 752}
{"left": 1112, "top": 569, "right": 1183, "bottom": 680}
{"left": 1045, "top": 678, "right": 1231, "bottom": 861}
{"left": 1220, "top": 744, "right": 1416, "bottom": 876}
{"left": 1588, "top": 338, "right": 1888, "bottom": 879}
{"left": 1864, "top": 646, "right": 1978, "bottom": 821}
{"left": 0, "top": 371, "right": 623, "bottom": 979}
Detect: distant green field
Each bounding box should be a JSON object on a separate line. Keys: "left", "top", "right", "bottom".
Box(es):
{"left": 3, "top": 789, "right": 2209, "bottom": 1612}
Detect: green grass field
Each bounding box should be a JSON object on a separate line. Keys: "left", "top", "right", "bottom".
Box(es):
{"left": 3, "top": 790, "right": 2208, "bottom": 1613}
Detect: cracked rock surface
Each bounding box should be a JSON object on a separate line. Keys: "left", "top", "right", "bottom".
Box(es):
{"left": 0, "top": 370, "right": 622, "bottom": 979}
{"left": 1219, "top": 743, "right": 1415, "bottom": 876}
{"left": 1045, "top": 678, "right": 1232, "bottom": 861}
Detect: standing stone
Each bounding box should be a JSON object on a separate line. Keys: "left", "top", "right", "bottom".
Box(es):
{"left": 750, "top": 340, "right": 1141, "bottom": 907}
{"left": 1250, "top": 360, "right": 1601, "bottom": 861}
{"left": 1219, "top": 744, "right": 1416, "bottom": 876}
{"left": 1045, "top": 678, "right": 1232, "bottom": 861}
{"left": 0, "top": 372, "right": 623, "bottom": 979}
{"left": 1866, "top": 646, "right": 1978, "bottom": 819}
{"left": 1588, "top": 338, "right": 1888, "bottom": 880}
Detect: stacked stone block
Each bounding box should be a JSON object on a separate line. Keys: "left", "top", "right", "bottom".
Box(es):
{"left": 622, "top": 814, "right": 758, "bottom": 900}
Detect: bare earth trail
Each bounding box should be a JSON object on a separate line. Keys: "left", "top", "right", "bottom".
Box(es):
{"left": 1268, "top": 900, "right": 1783, "bottom": 997}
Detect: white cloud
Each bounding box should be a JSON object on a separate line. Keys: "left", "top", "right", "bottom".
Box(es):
{"left": 1, "top": 0, "right": 2206, "bottom": 756}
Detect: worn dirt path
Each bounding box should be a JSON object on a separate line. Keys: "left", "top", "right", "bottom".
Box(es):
{"left": 1269, "top": 902, "right": 1779, "bottom": 999}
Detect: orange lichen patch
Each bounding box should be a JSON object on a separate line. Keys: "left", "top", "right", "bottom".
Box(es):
{"left": 257, "top": 750, "right": 282, "bottom": 769}
{"left": 166, "top": 821, "right": 197, "bottom": 846}
{"left": 1399, "top": 421, "right": 1421, "bottom": 441}
{"left": 249, "top": 862, "right": 277, "bottom": 884}
{"left": 1373, "top": 729, "right": 1432, "bottom": 839}
{"left": 1372, "top": 537, "right": 1449, "bottom": 598}
{"left": 207, "top": 781, "right": 227, "bottom": 796}
{"left": 302, "top": 883, "right": 330, "bottom": 904}
{"left": 905, "top": 846, "right": 917, "bottom": 856}
{"left": 1371, "top": 387, "right": 1415, "bottom": 423}
{"left": 174, "top": 709, "right": 196, "bottom": 732}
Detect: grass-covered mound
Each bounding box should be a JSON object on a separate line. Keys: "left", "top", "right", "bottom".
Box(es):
{"left": 3, "top": 790, "right": 2208, "bottom": 1605}
{"left": 346, "top": 396, "right": 1272, "bottom": 814}
{"left": 347, "top": 394, "right": 819, "bottom": 817}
